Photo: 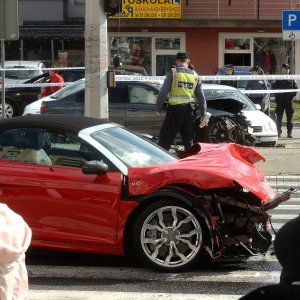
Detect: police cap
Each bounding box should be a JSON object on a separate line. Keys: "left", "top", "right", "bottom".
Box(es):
{"left": 282, "top": 63, "right": 290, "bottom": 69}
{"left": 225, "top": 64, "right": 234, "bottom": 69}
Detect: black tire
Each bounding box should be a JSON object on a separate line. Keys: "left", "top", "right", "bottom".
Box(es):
{"left": 131, "top": 199, "right": 207, "bottom": 272}
{"left": 0, "top": 99, "right": 18, "bottom": 118}
{"left": 203, "top": 117, "right": 241, "bottom": 144}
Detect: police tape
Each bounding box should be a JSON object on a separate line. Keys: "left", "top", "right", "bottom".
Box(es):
{"left": 2, "top": 81, "right": 300, "bottom": 94}
{"left": 2, "top": 82, "right": 71, "bottom": 88}
{"left": 114, "top": 74, "right": 300, "bottom": 81}
{"left": 1, "top": 74, "right": 300, "bottom": 94}
{"left": 0, "top": 67, "right": 84, "bottom": 72}
{"left": 0, "top": 66, "right": 300, "bottom": 81}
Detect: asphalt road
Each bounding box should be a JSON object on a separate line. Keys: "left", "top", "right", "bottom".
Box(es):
{"left": 26, "top": 180, "right": 300, "bottom": 300}
{"left": 255, "top": 126, "right": 300, "bottom": 176}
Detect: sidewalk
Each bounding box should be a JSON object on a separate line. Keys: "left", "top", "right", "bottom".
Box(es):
{"left": 255, "top": 126, "right": 300, "bottom": 176}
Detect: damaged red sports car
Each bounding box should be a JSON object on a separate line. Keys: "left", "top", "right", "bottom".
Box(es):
{"left": 0, "top": 115, "right": 293, "bottom": 271}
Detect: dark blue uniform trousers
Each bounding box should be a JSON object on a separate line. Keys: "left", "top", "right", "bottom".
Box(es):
{"left": 275, "top": 101, "right": 294, "bottom": 134}
{"left": 158, "top": 103, "right": 194, "bottom": 151}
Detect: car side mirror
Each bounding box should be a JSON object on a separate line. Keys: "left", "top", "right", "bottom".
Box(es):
{"left": 82, "top": 160, "right": 108, "bottom": 175}
{"left": 255, "top": 104, "right": 261, "bottom": 110}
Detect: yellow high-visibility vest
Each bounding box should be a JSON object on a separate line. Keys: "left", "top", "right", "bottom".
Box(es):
{"left": 168, "top": 68, "right": 198, "bottom": 106}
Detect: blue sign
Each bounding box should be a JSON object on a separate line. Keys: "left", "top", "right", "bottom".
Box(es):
{"left": 282, "top": 10, "right": 300, "bottom": 30}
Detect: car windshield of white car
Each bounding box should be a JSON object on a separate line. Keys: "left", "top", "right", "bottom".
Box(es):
{"left": 91, "top": 127, "right": 178, "bottom": 167}
{"left": 5, "top": 68, "right": 40, "bottom": 79}
{"left": 51, "top": 80, "right": 85, "bottom": 99}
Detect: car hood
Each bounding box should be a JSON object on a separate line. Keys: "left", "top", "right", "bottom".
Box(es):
{"left": 25, "top": 98, "right": 48, "bottom": 110}
{"left": 243, "top": 110, "right": 277, "bottom": 128}
{"left": 127, "top": 143, "right": 275, "bottom": 203}
{"left": 206, "top": 95, "right": 246, "bottom": 114}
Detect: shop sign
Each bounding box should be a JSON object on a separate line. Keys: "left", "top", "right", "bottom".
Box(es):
{"left": 282, "top": 10, "right": 300, "bottom": 40}
{"left": 109, "top": 0, "right": 181, "bottom": 19}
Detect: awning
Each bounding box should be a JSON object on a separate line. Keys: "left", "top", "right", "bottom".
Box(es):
{"left": 20, "top": 20, "right": 84, "bottom": 39}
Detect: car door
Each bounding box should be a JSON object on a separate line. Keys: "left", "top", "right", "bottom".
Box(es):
{"left": 0, "top": 127, "right": 122, "bottom": 246}
{"left": 108, "top": 83, "right": 126, "bottom": 126}
{"left": 17, "top": 74, "right": 49, "bottom": 109}
{"left": 125, "top": 83, "right": 162, "bottom": 136}
{"left": 46, "top": 90, "right": 84, "bottom": 115}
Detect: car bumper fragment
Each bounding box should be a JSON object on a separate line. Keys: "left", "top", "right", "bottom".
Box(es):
{"left": 263, "top": 189, "right": 294, "bottom": 211}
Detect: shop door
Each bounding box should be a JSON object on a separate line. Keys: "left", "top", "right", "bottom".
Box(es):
{"left": 156, "top": 55, "right": 177, "bottom": 76}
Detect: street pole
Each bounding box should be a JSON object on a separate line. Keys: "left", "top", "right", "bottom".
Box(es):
{"left": 0, "top": 0, "right": 5, "bottom": 119}
{"left": 85, "top": 0, "right": 108, "bottom": 120}
{"left": 1, "top": 39, "right": 5, "bottom": 119}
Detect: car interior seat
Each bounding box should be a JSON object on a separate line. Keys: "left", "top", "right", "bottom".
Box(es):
{"left": 129, "top": 86, "right": 154, "bottom": 104}
{"left": 0, "top": 129, "right": 52, "bottom": 165}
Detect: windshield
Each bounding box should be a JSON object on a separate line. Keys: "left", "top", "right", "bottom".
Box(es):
{"left": 203, "top": 88, "right": 257, "bottom": 111}
{"left": 216, "top": 67, "right": 251, "bottom": 89}
{"left": 51, "top": 79, "right": 85, "bottom": 99}
{"left": 91, "top": 127, "right": 178, "bottom": 167}
{"left": 5, "top": 68, "right": 41, "bottom": 80}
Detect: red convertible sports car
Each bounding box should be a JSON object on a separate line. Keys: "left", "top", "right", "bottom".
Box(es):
{"left": 0, "top": 115, "right": 293, "bottom": 271}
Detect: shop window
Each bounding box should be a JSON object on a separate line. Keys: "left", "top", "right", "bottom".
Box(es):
{"left": 5, "top": 41, "right": 21, "bottom": 60}
{"left": 253, "top": 38, "right": 295, "bottom": 74}
{"left": 225, "top": 38, "right": 250, "bottom": 50}
{"left": 223, "top": 37, "right": 251, "bottom": 67}
{"left": 60, "top": 40, "right": 85, "bottom": 67}
{"left": 155, "top": 38, "right": 180, "bottom": 50}
{"left": 224, "top": 53, "right": 251, "bottom": 66}
{"left": 110, "top": 37, "right": 152, "bottom": 75}
{"left": 156, "top": 55, "right": 177, "bottom": 76}
{"left": 23, "top": 40, "right": 52, "bottom": 66}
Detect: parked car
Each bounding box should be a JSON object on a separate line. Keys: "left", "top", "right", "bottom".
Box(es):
{"left": 0, "top": 115, "right": 292, "bottom": 271}
{"left": 36, "top": 79, "right": 276, "bottom": 146}
{"left": 0, "top": 69, "right": 85, "bottom": 118}
{"left": 109, "top": 65, "right": 148, "bottom": 75}
{"left": 0, "top": 60, "right": 46, "bottom": 86}
{"left": 214, "top": 66, "right": 252, "bottom": 89}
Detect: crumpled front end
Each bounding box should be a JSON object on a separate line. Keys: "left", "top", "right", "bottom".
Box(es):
{"left": 127, "top": 142, "right": 292, "bottom": 260}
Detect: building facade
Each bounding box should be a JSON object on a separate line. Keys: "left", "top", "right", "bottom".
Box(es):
{"left": 4, "top": 0, "right": 300, "bottom": 75}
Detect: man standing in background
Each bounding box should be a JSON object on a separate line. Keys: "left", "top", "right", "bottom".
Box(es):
{"left": 272, "top": 63, "right": 298, "bottom": 138}
{"left": 41, "top": 66, "right": 64, "bottom": 98}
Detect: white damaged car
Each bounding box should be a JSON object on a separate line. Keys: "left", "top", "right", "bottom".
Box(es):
{"left": 202, "top": 84, "right": 278, "bottom": 147}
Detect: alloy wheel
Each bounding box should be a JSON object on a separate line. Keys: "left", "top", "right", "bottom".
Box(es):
{"left": 140, "top": 205, "right": 202, "bottom": 269}
{"left": 0, "top": 103, "right": 14, "bottom": 118}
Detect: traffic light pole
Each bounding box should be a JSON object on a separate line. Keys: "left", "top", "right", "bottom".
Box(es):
{"left": 1, "top": 38, "right": 5, "bottom": 119}
{"left": 84, "top": 0, "right": 108, "bottom": 120}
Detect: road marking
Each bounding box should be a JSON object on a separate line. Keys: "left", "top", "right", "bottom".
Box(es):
{"left": 269, "top": 214, "right": 299, "bottom": 219}
{"left": 272, "top": 205, "right": 300, "bottom": 210}
{"left": 28, "top": 291, "right": 243, "bottom": 300}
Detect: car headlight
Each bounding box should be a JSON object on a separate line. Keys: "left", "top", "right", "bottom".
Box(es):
{"left": 263, "top": 120, "right": 277, "bottom": 133}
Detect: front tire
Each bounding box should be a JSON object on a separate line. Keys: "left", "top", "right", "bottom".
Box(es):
{"left": 204, "top": 117, "right": 240, "bottom": 144}
{"left": 132, "top": 199, "right": 205, "bottom": 271}
{"left": 0, "top": 99, "right": 17, "bottom": 118}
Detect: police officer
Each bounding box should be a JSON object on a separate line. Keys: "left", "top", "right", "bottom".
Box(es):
{"left": 221, "top": 64, "right": 237, "bottom": 88}
{"left": 245, "top": 65, "right": 269, "bottom": 114}
{"left": 156, "top": 52, "right": 207, "bottom": 151}
{"left": 272, "top": 63, "right": 298, "bottom": 138}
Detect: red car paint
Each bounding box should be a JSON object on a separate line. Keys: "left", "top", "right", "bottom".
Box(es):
{"left": 0, "top": 142, "right": 275, "bottom": 255}
{"left": 128, "top": 143, "right": 275, "bottom": 203}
